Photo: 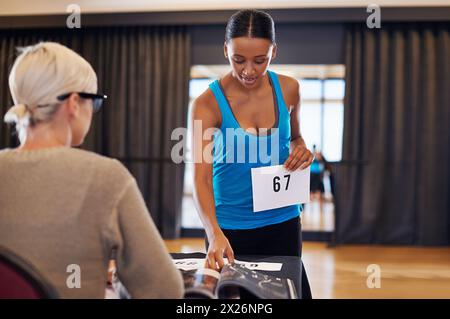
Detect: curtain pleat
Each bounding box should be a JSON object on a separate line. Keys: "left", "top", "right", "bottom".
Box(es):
{"left": 335, "top": 22, "right": 450, "bottom": 245}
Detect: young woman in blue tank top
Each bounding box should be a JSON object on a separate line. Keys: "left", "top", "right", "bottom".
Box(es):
{"left": 191, "top": 9, "right": 313, "bottom": 298}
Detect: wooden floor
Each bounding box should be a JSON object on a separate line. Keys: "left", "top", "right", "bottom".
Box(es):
{"left": 164, "top": 239, "right": 450, "bottom": 299}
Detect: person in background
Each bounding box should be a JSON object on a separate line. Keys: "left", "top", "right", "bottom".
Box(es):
{"left": 310, "top": 144, "right": 326, "bottom": 212}
{"left": 0, "top": 42, "right": 183, "bottom": 298}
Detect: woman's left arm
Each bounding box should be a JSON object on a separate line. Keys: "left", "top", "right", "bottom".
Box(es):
{"left": 283, "top": 78, "right": 314, "bottom": 171}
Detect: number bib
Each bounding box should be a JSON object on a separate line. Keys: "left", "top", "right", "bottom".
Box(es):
{"left": 250, "top": 165, "right": 310, "bottom": 212}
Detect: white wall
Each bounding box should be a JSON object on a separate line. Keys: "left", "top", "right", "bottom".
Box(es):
{"left": 0, "top": 0, "right": 449, "bottom": 16}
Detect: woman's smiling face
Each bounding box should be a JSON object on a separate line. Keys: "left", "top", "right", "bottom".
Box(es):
{"left": 224, "top": 37, "right": 277, "bottom": 88}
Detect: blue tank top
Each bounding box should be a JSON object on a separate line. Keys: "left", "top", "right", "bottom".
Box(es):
{"left": 310, "top": 159, "right": 324, "bottom": 174}
{"left": 209, "top": 70, "right": 301, "bottom": 230}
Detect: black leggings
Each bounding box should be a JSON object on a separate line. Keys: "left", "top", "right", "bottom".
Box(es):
{"left": 205, "top": 216, "right": 312, "bottom": 299}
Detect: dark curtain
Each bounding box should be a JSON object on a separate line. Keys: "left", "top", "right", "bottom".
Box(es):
{"left": 334, "top": 22, "right": 450, "bottom": 245}
{"left": 0, "top": 26, "right": 191, "bottom": 238}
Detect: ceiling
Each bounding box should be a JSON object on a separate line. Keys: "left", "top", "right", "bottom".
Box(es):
{"left": 0, "top": 0, "right": 448, "bottom": 16}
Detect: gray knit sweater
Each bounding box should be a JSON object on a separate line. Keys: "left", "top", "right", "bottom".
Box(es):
{"left": 0, "top": 147, "right": 183, "bottom": 298}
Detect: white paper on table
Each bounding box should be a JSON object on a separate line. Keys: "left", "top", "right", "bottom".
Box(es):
{"left": 172, "top": 258, "right": 206, "bottom": 271}
{"left": 173, "top": 258, "right": 282, "bottom": 271}
{"left": 232, "top": 259, "right": 282, "bottom": 271}
{"left": 251, "top": 165, "right": 310, "bottom": 212}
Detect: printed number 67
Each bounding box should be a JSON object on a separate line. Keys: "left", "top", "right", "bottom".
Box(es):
{"left": 273, "top": 175, "right": 291, "bottom": 192}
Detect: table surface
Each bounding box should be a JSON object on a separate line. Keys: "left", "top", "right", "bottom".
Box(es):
{"left": 171, "top": 252, "right": 303, "bottom": 299}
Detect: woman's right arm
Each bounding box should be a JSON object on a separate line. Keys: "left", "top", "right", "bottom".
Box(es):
{"left": 191, "top": 93, "right": 235, "bottom": 271}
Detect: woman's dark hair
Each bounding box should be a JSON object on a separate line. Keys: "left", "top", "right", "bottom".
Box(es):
{"left": 225, "top": 9, "right": 275, "bottom": 43}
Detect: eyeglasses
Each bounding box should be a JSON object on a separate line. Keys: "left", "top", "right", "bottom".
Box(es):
{"left": 57, "top": 92, "right": 108, "bottom": 113}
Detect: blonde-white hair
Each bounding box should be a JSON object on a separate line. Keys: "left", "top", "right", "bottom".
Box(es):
{"left": 4, "top": 42, "right": 97, "bottom": 139}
